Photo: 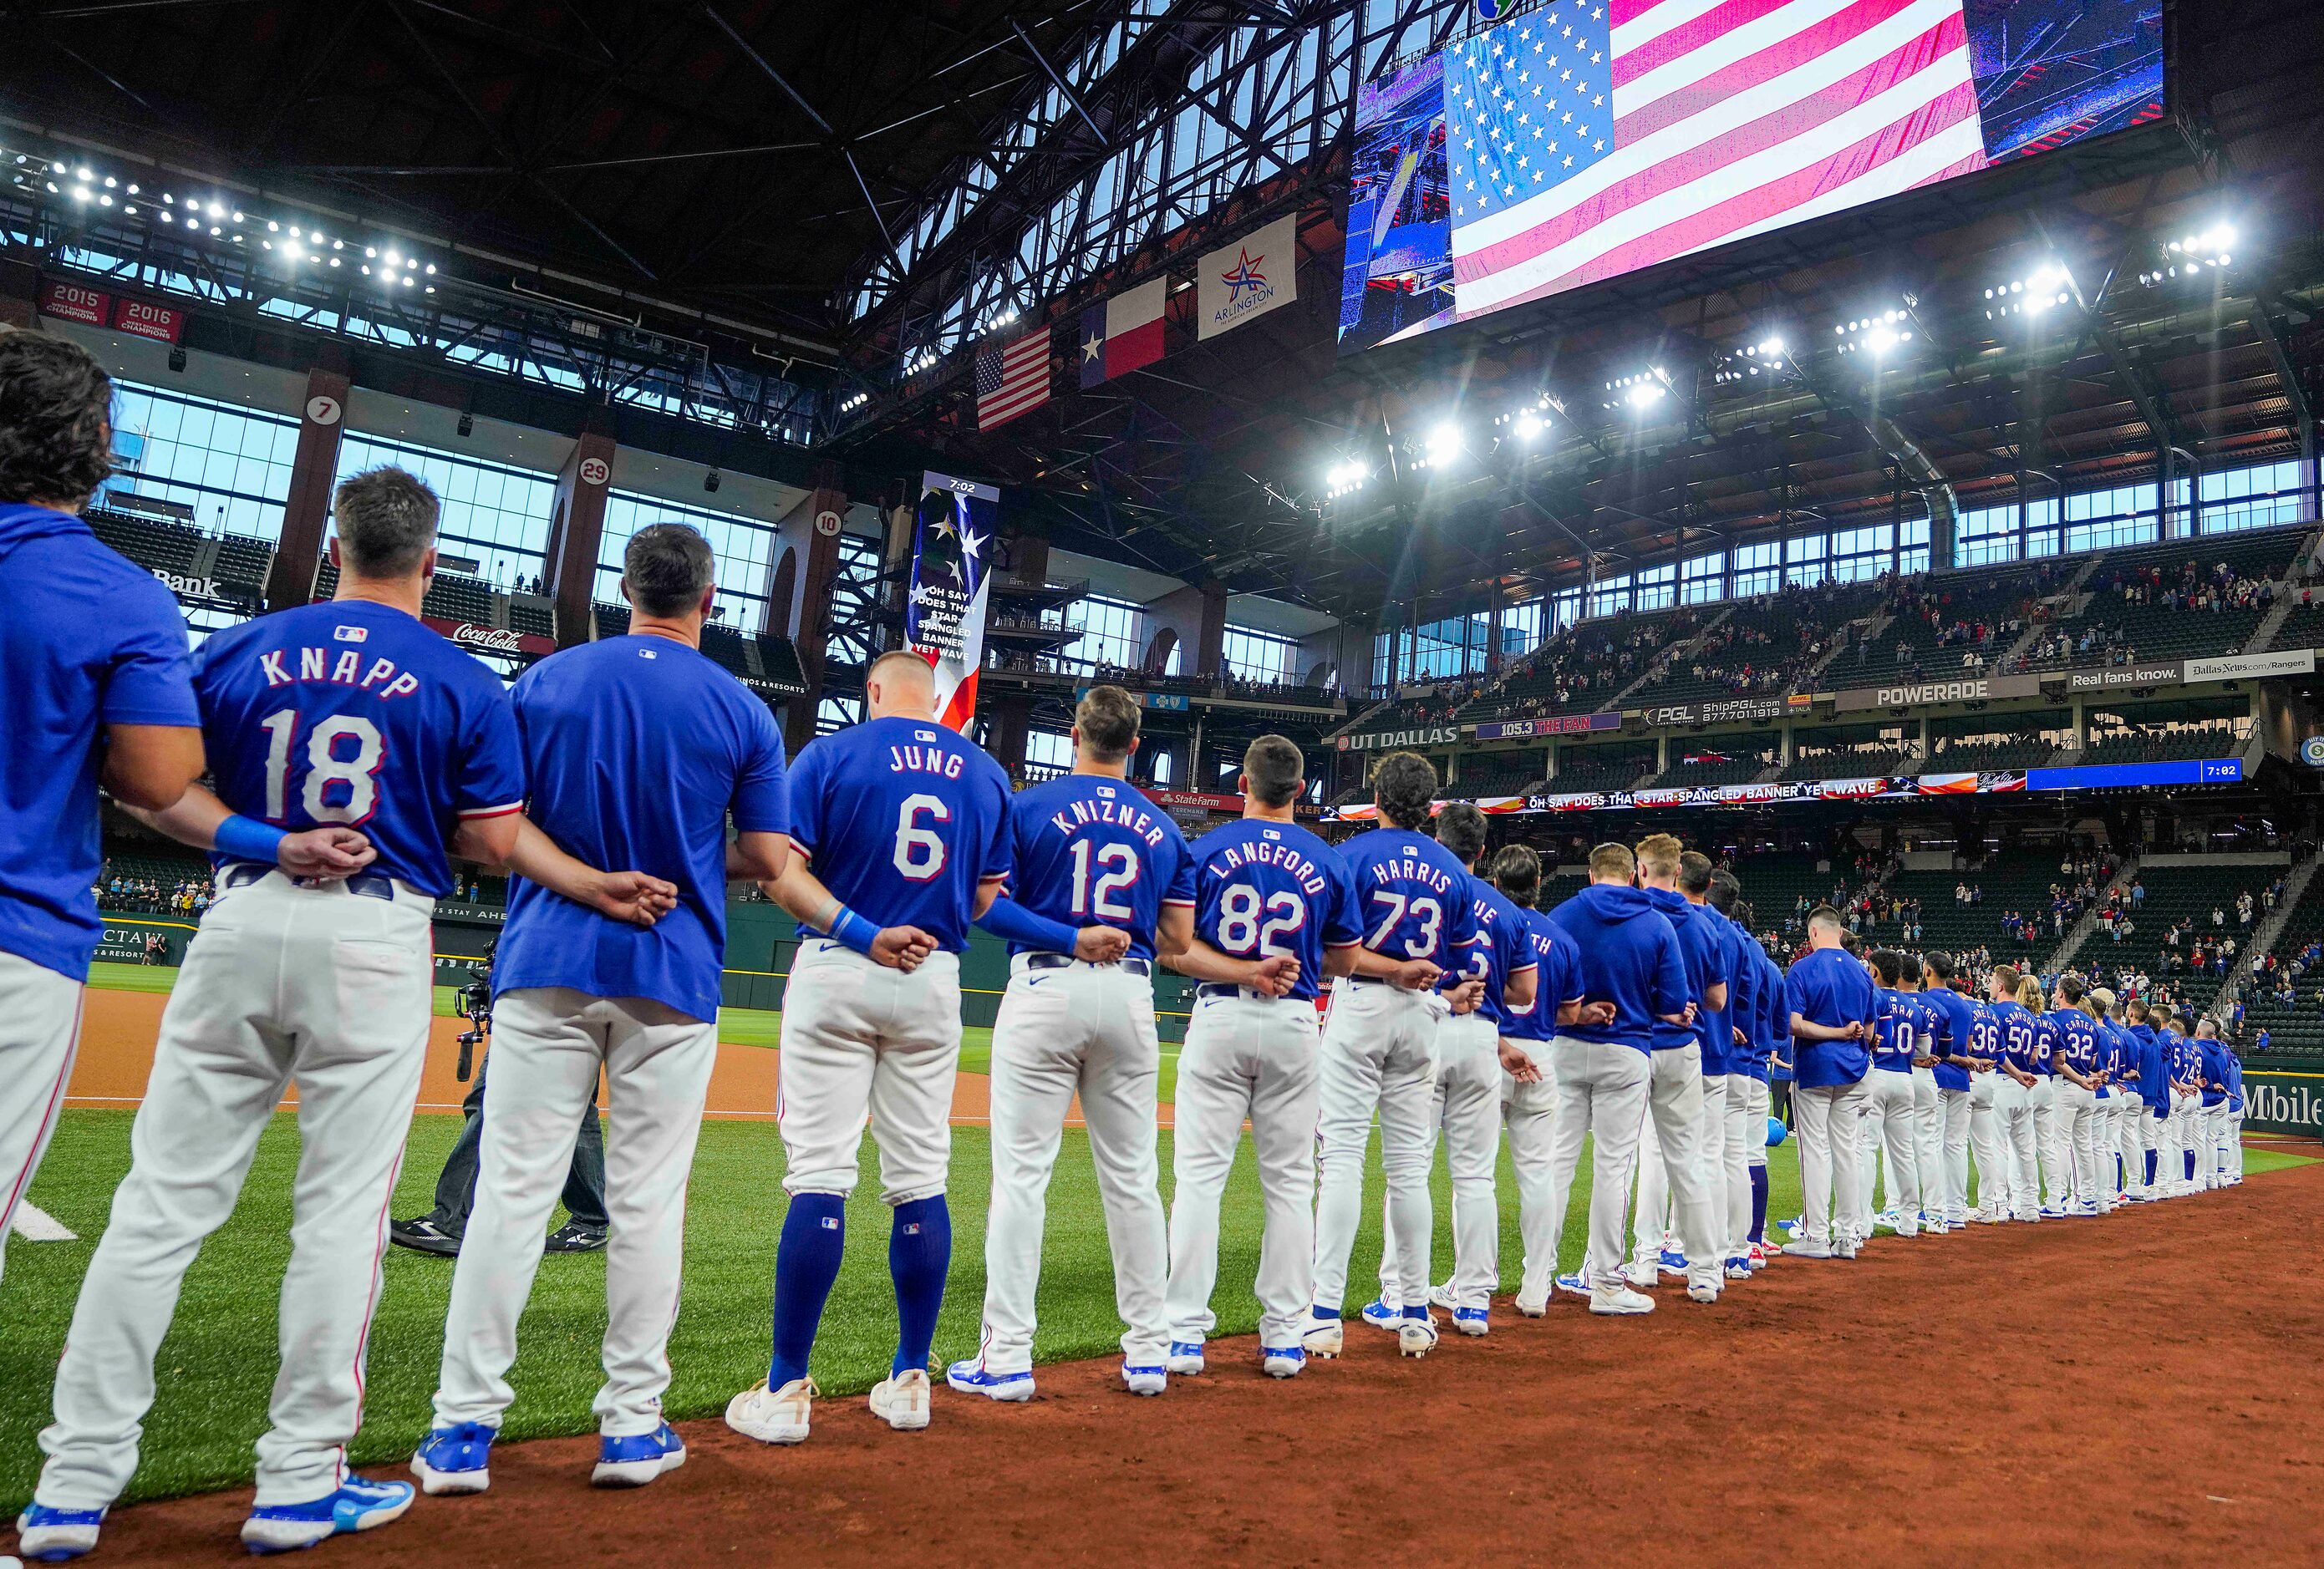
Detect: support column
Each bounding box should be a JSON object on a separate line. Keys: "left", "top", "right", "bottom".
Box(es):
{"left": 544, "top": 423, "right": 615, "bottom": 648}
{"left": 1196, "top": 581, "right": 1228, "bottom": 685}
{"left": 1486, "top": 583, "right": 1506, "bottom": 676}
{"left": 1656, "top": 734, "right": 1668, "bottom": 774}
{"left": 265, "top": 356, "right": 352, "bottom": 611}
{"left": 1545, "top": 740, "right": 1559, "bottom": 782}
{"left": 777, "top": 463, "right": 850, "bottom": 756}
{"left": 2072, "top": 698, "right": 2088, "bottom": 753}
{"left": 1918, "top": 716, "right": 1930, "bottom": 763}
{"left": 1780, "top": 721, "right": 1795, "bottom": 766}
{"left": 989, "top": 693, "right": 1032, "bottom": 779}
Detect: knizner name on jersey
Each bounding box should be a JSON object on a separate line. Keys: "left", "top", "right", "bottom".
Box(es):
{"left": 1366, "top": 854, "right": 1457, "bottom": 896}
{"left": 1206, "top": 833, "right": 1330, "bottom": 896}
{"left": 1045, "top": 786, "right": 1167, "bottom": 847}
{"left": 256, "top": 642, "right": 424, "bottom": 699}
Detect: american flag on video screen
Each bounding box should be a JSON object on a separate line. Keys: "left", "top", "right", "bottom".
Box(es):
{"left": 975, "top": 331, "right": 1050, "bottom": 430}
{"left": 1447, "top": 0, "right": 1991, "bottom": 317}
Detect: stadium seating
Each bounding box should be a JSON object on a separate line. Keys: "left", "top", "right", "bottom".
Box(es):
{"left": 1925, "top": 734, "right": 2060, "bottom": 773}
{"left": 1452, "top": 754, "right": 1543, "bottom": 798}
{"left": 420, "top": 572, "right": 496, "bottom": 625}
{"left": 2111, "top": 862, "right": 2277, "bottom": 1013}
{"left": 85, "top": 507, "right": 203, "bottom": 574}
{"left": 1875, "top": 563, "right": 2058, "bottom": 678}
{"left": 2266, "top": 595, "right": 2324, "bottom": 652}
{"left": 593, "top": 602, "right": 633, "bottom": 639}
{"left": 2238, "top": 874, "right": 2324, "bottom": 1052}
{"left": 1730, "top": 852, "right": 1849, "bottom": 937}
{"left": 1466, "top": 607, "right": 1701, "bottom": 723}
{"left": 1620, "top": 584, "right": 1875, "bottom": 708}
{"left": 211, "top": 534, "right": 275, "bottom": 597}
{"left": 1548, "top": 744, "right": 1656, "bottom": 793}
{"left": 1652, "top": 749, "right": 1777, "bottom": 788}
{"left": 1879, "top": 851, "right": 2081, "bottom": 964}
{"left": 1778, "top": 746, "right": 1912, "bottom": 782}
{"left": 507, "top": 599, "right": 555, "bottom": 638}
{"left": 2082, "top": 721, "right": 2246, "bottom": 765}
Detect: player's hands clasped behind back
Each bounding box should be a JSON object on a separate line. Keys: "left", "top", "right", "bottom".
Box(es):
{"left": 873, "top": 925, "right": 941, "bottom": 972}
{"left": 1248, "top": 952, "right": 1300, "bottom": 997}
{"left": 1390, "top": 957, "right": 1442, "bottom": 992}
{"left": 1073, "top": 925, "right": 1131, "bottom": 964}
{"left": 587, "top": 870, "right": 681, "bottom": 928}
{"left": 277, "top": 826, "right": 379, "bottom": 880}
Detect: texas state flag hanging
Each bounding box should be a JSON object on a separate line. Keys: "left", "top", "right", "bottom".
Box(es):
{"left": 1078, "top": 277, "right": 1166, "bottom": 388}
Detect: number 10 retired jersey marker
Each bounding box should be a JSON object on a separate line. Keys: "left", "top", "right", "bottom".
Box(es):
{"left": 191, "top": 598, "right": 526, "bottom": 894}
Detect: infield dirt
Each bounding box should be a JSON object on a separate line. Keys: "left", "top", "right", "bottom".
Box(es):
{"left": 70, "top": 1159, "right": 2324, "bottom": 1566}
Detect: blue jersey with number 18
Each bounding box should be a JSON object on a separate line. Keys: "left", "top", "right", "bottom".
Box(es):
{"left": 190, "top": 599, "right": 526, "bottom": 895}
{"left": 786, "top": 715, "right": 1014, "bottom": 952}
{"left": 1189, "top": 818, "right": 1362, "bottom": 1003}
{"left": 1336, "top": 827, "right": 1478, "bottom": 968}
{"left": 1005, "top": 774, "right": 1194, "bottom": 961}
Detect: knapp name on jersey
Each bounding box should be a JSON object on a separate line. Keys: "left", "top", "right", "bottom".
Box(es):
{"left": 256, "top": 626, "right": 425, "bottom": 699}
{"left": 1207, "top": 828, "right": 1330, "bottom": 896}
{"left": 1044, "top": 783, "right": 1169, "bottom": 846}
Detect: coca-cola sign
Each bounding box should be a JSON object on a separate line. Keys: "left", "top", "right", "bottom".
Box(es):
{"left": 424, "top": 617, "right": 554, "bottom": 658}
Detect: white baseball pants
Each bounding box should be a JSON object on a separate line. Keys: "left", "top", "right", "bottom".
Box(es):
{"left": 2031, "top": 1077, "right": 2063, "bottom": 1208}
{"left": 1627, "top": 1047, "right": 1721, "bottom": 1292}
{"left": 1911, "top": 1066, "right": 1943, "bottom": 1219}
{"left": 2165, "top": 1090, "right": 2201, "bottom": 1190}
{"left": 38, "top": 873, "right": 432, "bottom": 1511}
{"left": 1309, "top": 980, "right": 1442, "bottom": 1318}
{"left": 1166, "top": 990, "right": 1320, "bottom": 1353}
{"left": 433, "top": 986, "right": 717, "bottom": 1438}
{"left": 2202, "top": 1101, "right": 2230, "bottom": 1187}
{"left": 2054, "top": 1081, "right": 2104, "bottom": 1211}
{"left": 981, "top": 959, "right": 1167, "bottom": 1374}
{"left": 1499, "top": 1049, "right": 1561, "bottom": 1308}
{"left": 1857, "top": 1070, "right": 1920, "bottom": 1236}
{"left": 1968, "top": 1074, "right": 2005, "bottom": 1216}
{"left": 1539, "top": 1036, "right": 1649, "bottom": 1293}
{"left": 0, "top": 950, "right": 83, "bottom": 1290}
{"left": 1937, "top": 1085, "right": 1973, "bottom": 1222}
{"left": 1716, "top": 1074, "right": 1752, "bottom": 1261}
{"left": 1376, "top": 1011, "right": 1498, "bottom": 1311}
{"left": 1995, "top": 1076, "right": 2041, "bottom": 1219}
{"left": 777, "top": 943, "right": 961, "bottom": 1202}
{"left": 1793, "top": 1077, "right": 1868, "bottom": 1250}
{"left": 2228, "top": 1111, "right": 2245, "bottom": 1178}
{"left": 1745, "top": 1078, "right": 1771, "bottom": 1170}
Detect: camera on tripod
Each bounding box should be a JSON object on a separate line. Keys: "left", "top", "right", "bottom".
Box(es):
{"left": 454, "top": 943, "right": 495, "bottom": 1082}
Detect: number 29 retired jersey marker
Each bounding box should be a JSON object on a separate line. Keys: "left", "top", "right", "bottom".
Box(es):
{"left": 190, "top": 599, "right": 526, "bottom": 892}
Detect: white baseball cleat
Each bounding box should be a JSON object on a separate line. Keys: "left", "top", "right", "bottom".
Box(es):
{"left": 869, "top": 1369, "right": 931, "bottom": 1432}
{"left": 1686, "top": 1281, "right": 1720, "bottom": 1304}
{"left": 1427, "top": 1281, "right": 1457, "bottom": 1310}
{"left": 1300, "top": 1318, "right": 1344, "bottom": 1360}
{"left": 1588, "top": 1284, "right": 1656, "bottom": 1316}
{"left": 1121, "top": 1363, "right": 1167, "bottom": 1396}
{"left": 1165, "top": 1342, "right": 1206, "bottom": 1376}
{"left": 725, "top": 1377, "right": 816, "bottom": 1444}
{"left": 1513, "top": 1292, "right": 1548, "bottom": 1318}
{"left": 1261, "top": 1346, "right": 1305, "bottom": 1379}
{"left": 1397, "top": 1316, "right": 1440, "bottom": 1358}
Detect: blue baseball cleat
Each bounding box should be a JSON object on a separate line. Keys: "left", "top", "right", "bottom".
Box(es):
{"left": 945, "top": 1360, "right": 1035, "bottom": 1402}
{"left": 1723, "top": 1255, "right": 1752, "bottom": 1279}
{"left": 410, "top": 1420, "right": 495, "bottom": 1495}
{"left": 1779, "top": 1216, "right": 1805, "bottom": 1241}
{"left": 1122, "top": 1362, "right": 1167, "bottom": 1396}
{"left": 241, "top": 1476, "right": 414, "bottom": 1555}
{"left": 1359, "top": 1298, "right": 1401, "bottom": 1332}
{"left": 17, "top": 1503, "right": 104, "bottom": 1561}
{"left": 592, "top": 1422, "right": 686, "bottom": 1488}
{"left": 1261, "top": 1346, "right": 1305, "bottom": 1379}
{"left": 1452, "top": 1306, "right": 1489, "bottom": 1337}
{"left": 1555, "top": 1271, "right": 1588, "bottom": 1295}
{"left": 1657, "top": 1248, "right": 1690, "bottom": 1276}
{"left": 1165, "top": 1341, "right": 1206, "bottom": 1376}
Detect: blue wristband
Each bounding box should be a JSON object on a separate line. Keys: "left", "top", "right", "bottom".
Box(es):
{"left": 214, "top": 813, "right": 288, "bottom": 867}
{"left": 826, "top": 905, "right": 881, "bottom": 956}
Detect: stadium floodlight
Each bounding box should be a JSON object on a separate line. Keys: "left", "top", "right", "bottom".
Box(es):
{"left": 1834, "top": 307, "right": 1915, "bottom": 357}
{"left": 1602, "top": 368, "right": 1670, "bottom": 411}
{"left": 1985, "top": 262, "right": 2073, "bottom": 321}
{"left": 2141, "top": 224, "right": 2235, "bottom": 286}
{"left": 1514, "top": 412, "right": 1543, "bottom": 439}
{"left": 1325, "top": 459, "right": 1372, "bottom": 500}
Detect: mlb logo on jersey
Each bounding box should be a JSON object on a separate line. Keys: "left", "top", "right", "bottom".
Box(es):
{"left": 333, "top": 624, "right": 368, "bottom": 642}
{"left": 1262, "top": 827, "right": 1281, "bottom": 841}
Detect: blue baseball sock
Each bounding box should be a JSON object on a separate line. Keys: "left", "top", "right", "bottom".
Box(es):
{"left": 2146, "top": 1147, "right": 2159, "bottom": 1186}
{"left": 888, "top": 1196, "right": 951, "bottom": 1379}
{"left": 1749, "top": 1164, "right": 1769, "bottom": 1243}
{"left": 768, "top": 1192, "right": 847, "bottom": 1388}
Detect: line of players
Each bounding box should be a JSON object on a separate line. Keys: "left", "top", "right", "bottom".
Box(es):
{"left": 0, "top": 348, "right": 2257, "bottom": 1561}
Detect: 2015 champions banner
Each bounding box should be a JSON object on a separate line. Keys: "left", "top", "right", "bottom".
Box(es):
{"left": 907, "top": 471, "right": 999, "bottom": 732}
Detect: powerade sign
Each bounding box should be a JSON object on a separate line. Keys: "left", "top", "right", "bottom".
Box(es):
{"left": 1832, "top": 673, "right": 2042, "bottom": 712}
{"left": 1472, "top": 713, "right": 1619, "bottom": 741}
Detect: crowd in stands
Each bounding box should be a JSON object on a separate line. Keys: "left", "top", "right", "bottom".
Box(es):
{"left": 1664, "top": 613, "right": 1835, "bottom": 697}
{"left": 97, "top": 863, "right": 211, "bottom": 917}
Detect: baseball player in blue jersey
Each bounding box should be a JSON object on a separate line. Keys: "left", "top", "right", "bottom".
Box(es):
{"left": 27, "top": 469, "right": 556, "bottom": 1559}
{"left": 2124, "top": 998, "right": 2166, "bottom": 1199}
{"left": 1988, "top": 969, "right": 2044, "bottom": 1221}
{"left": 1678, "top": 851, "right": 1753, "bottom": 1277}
{"left": 727, "top": 652, "right": 1120, "bottom": 1440}
{"left": 2161, "top": 1013, "right": 2201, "bottom": 1195}
{"left": 1702, "top": 872, "right": 1765, "bottom": 1269}
{"left": 1489, "top": 845, "right": 1594, "bottom": 1313}
{"left": 1785, "top": 906, "right": 1875, "bottom": 1259}
{"left": 2223, "top": 1046, "right": 2245, "bottom": 1185}
{"left": 1624, "top": 838, "right": 1727, "bottom": 1302}
{"left": 2047, "top": 977, "right": 2107, "bottom": 1214}
{"left": 1859, "top": 952, "right": 1923, "bottom": 1239}
{"left": 416, "top": 522, "right": 785, "bottom": 1497}
{"left": 1541, "top": 840, "right": 1692, "bottom": 1313}
{"left": 952, "top": 687, "right": 1196, "bottom": 1399}
{"left": 0, "top": 334, "right": 203, "bottom": 1315}
{"left": 1163, "top": 736, "right": 1360, "bottom": 1379}
{"left": 1370, "top": 803, "right": 1535, "bottom": 1338}
{"left": 1301, "top": 751, "right": 1478, "bottom": 1358}
{"left": 2088, "top": 989, "right": 2132, "bottom": 1203}
{"left": 1917, "top": 954, "right": 1982, "bottom": 1226}
{"left": 2194, "top": 1020, "right": 2232, "bottom": 1191}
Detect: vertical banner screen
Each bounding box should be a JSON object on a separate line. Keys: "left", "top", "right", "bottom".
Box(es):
{"left": 1339, "top": 0, "right": 2164, "bottom": 355}
{"left": 908, "top": 471, "right": 999, "bottom": 733}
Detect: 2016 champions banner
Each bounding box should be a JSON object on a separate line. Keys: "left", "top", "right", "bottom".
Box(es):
{"left": 1339, "top": 0, "right": 2164, "bottom": 353}
{"left": 907, "top": 471, "right": 999, "bottom": 732}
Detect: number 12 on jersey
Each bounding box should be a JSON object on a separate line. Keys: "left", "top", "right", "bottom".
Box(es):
{"left": 1069, "top": 840, "right": 1137, "bottom": 921}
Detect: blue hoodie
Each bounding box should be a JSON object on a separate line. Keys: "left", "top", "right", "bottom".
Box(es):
{"left": 2227, "top": 1052, "right": 2244, "bottom": 1113}
{"left": 1642, "top": 885, "right": 1720, "bottom": 1053}
{"left": 1712, "top": 912, "right": 1753, "bottom": 1078}
{"left": 0, "top": 503, "right": 201, "bottom": 982}
{"left": 1753, "top": 947, "right": 1787, "bottom": 1081}
{"left": 1547, "top": 881, "right": 1690, "bottom": 1054}
{"left": 1784, "top": 945, "right": 1874, "bottom": 1088}
{"left": 2199, "top": 1037, "right": 2231, "bottom": 1107}
{"left": 2129, "top": 1021, "right": 2168, "bottom": 1112}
